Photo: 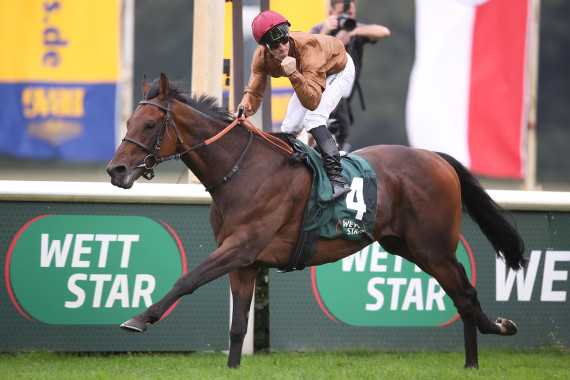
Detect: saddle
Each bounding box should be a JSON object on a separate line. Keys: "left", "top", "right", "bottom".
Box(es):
{"left": 276, "top": 135, "right": 378, "bottom": 272}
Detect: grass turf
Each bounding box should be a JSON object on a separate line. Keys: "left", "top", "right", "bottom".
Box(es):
{"left": 0, "top": 348, "right": 567, "bottom": 379}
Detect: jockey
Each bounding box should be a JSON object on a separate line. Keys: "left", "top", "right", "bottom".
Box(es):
{"left": 235, "top": 10, "right": 355, "bottom": 200}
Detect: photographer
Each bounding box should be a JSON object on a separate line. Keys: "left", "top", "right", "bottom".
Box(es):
{"left": 311, "top": 0, "right": 390, "bottom": 151}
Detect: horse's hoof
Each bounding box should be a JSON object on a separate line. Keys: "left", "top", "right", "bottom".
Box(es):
{"left": 496, "top": 317, "right": 517, "bottom": 335}
{"left": 120, "top": 317, "right": 147, "bottom": 333}
{"left": 463, "top": 362, "right": 479, "bottom": 369}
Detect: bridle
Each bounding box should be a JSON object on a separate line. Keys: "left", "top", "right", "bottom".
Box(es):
{"left": 122, "top": 98, "right": 191, "bottom": 180}
{"left": 123, "top": 100, "right": 293, "bottom": 191}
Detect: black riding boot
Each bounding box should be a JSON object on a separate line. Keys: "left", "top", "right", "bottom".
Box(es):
{"left": 309, "top": 125, "right": 351, "bottom": 200}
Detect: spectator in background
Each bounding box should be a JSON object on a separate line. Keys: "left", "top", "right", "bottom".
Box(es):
{"left": 311, "top": 0, "right": 390, "bottom": 151}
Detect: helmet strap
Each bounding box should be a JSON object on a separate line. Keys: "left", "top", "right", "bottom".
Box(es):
{"left": 268, "top": 50, "right": 283, "bottom": 61}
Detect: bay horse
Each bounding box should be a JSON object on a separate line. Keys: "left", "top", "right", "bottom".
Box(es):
{"left": 106, "top": 73, "right": 526, "bottom": 369}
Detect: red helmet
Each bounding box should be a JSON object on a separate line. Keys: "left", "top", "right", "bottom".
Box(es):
{"left": 251, "top": 10, "right": 291, "bottom": 44}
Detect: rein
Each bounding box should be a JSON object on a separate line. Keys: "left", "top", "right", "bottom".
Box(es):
{"left": 123, "top": 100, "right": 294, "bottom": 188}
{"left": 219, "top": 117, "right": 293, "bottom": 155}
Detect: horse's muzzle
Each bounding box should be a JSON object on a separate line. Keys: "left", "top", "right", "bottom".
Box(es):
{"left": 106, "top": 164, "right": 142, "bottom": 189}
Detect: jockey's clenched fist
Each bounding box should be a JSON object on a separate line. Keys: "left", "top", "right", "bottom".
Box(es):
{"left": 281, "top": 56, "right": 296, "bottom": 76}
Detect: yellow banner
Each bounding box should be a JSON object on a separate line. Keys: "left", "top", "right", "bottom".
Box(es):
{"left": 0, "top": 0, "right": 120, "bottom": 82}
{"left": 223, "top": 0, "right": 233, "bottom": 108}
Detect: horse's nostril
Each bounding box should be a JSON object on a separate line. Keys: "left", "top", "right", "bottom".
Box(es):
{"left": 107, "top": 165, "right": 127, "bottom": 177}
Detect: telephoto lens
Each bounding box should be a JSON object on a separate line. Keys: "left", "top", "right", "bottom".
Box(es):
{"left": 337, "top": 13, "right": 356, "bottom": 31}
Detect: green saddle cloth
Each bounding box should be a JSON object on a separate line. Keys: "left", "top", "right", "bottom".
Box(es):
{"left": 293, "top": 139, "right": 377, "bottom": 241}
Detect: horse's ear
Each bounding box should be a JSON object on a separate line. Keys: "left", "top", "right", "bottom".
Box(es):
{"left": 158, "top": 72, "right": 169, "bottom": 100}
{"left": 142, "top": 74, "right": 149, "bottom": 99}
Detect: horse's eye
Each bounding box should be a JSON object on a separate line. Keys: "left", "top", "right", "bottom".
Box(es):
{"left": 144, "top": 121, "right": 156, "bottom": 130}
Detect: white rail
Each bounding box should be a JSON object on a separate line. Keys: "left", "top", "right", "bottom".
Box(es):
{"left": 487, "top": 189, "right": 570, "bottom": 211}
{"left": 2, "top": 181, "right": 570, "bottom": 211}
{"left": 0, "top": 181, "right": 211, "bottom": 204}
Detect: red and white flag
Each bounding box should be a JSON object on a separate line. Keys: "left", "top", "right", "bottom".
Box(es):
{"left": 406, "top": 0, "right": 531, "bottom": 179}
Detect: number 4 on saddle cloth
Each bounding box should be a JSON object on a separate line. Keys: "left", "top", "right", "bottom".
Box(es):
{"left": 278, "top": 137, "right": 378, "bottom": 272}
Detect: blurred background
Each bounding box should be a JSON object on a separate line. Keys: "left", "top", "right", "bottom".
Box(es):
{"left": 1, "top": 0, "right": 568, "bottom": 190}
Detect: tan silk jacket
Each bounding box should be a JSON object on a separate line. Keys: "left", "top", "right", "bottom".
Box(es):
{"left": 238, "top": 31, "right": 347, "bottom": 116}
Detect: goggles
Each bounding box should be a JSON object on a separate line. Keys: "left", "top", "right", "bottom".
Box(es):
{"left": 266, "top": 36, "right": 289, "bottom": 50}
{"left": 261, "top": 24, "right": 290, "bottom": 50}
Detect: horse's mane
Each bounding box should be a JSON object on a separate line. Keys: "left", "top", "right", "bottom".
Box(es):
{"left": 146, "top": 78, "right": 233, "bottom": 122}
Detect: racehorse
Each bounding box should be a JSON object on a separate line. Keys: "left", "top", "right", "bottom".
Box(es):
{"left": 106, "top": 73, "right": 527, "bottom": 369}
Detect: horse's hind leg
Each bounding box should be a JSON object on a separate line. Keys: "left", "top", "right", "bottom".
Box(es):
{"left": 421, "top": 259, "right": 482, "bottom": 368}
{"left": 227, "top": 267, "right": 259, "bottom": 368}
{"left": 426, "top": 258, "right": 519, "bottom": 369}
{"left": 455, "top": 263, "right": 517, "bottom": 337}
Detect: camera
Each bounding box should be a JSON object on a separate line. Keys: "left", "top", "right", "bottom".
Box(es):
{"left": 337, "top": 12, "right": 356, "bottom": 31}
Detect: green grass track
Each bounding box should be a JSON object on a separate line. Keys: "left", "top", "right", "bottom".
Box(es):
{"left": 1, "top": 348, "right": 567, "bottom": 380}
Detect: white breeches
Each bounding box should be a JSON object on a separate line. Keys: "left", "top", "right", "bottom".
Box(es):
{"left": 281, "top": 53, "right": 355, "bottom": 134}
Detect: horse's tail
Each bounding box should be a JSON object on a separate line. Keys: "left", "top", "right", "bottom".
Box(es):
{"left": 436, "top": 152, "right": 527, "bottom": 270}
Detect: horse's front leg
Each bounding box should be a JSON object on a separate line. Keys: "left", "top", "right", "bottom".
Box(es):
{"left": 120, "top": 237, "right": 255, "bottom": 332}
{"left": 227, "top": 267, "right": 259, "bottom": 368}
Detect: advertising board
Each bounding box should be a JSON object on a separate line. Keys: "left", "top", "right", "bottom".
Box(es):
{"left": 0, "top": 186, "right": 228, "bottom": 351}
